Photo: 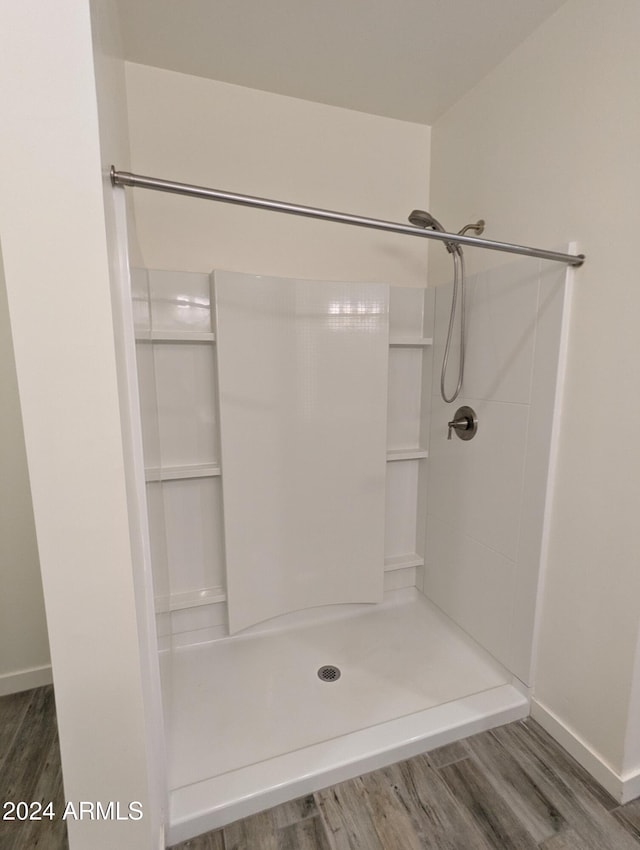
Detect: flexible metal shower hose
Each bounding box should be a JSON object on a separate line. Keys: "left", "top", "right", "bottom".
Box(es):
{"left": 440, "top": 249, "right": 465, "bottom": 403}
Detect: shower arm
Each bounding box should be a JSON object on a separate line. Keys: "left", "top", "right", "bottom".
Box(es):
{"left": 458, "top": 220, "right": 485, "bottom": 237}
{"left": 110, "top": 167, "right": 585, "bottom": 267}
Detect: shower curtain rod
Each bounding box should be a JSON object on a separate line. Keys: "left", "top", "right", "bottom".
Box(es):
{"left": 110, "top": 167, "right": 585, "bottom": 267}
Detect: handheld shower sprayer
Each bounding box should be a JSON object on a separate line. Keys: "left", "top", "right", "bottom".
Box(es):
{"left": 408, "top": 209, "right": 447, "bottom": 231}
{"left": 408, "top": 210, "right": 486, "bottom": 404}
{"left": 408, "top": 211, "right": 485, "bottom": 253}
{"left": 409, "top": 211, "right": 485, "bottom": 243}
{"left": 408, "top": 209, "right": 456, "bottom": 253}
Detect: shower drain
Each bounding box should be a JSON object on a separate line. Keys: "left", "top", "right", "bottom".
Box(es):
{"left": 317, "top": 665, "right": 341, "bottom": 682}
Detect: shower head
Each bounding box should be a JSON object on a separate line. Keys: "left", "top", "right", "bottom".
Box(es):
{"left": 408, "top": 209, "right": 447, "bottom": 232}
{"left": 408, "top": 209, "right": 457, "bottom": 253}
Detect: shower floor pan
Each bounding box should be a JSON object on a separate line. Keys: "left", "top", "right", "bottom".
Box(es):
{"left": 165, "top": 587, "right": 528, "bottom": 845}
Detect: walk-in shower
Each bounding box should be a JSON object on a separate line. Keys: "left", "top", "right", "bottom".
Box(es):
{"left": 114, "top": 167, "right": 581, "bottom": 843}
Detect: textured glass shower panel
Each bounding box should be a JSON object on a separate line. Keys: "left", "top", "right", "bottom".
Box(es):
{"left": 213, "top": 271, "right": 389, "bottom": 634}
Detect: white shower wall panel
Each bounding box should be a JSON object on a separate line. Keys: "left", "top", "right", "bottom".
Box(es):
{"left": 214, "top": 271, "right": 389, "bottom": 634}
{"left": 134, "top": 269, "right": 226, "bottom": 616}
{"left": 156, "top": 567, "right": 421, "bottom": 648}
{"left": 146, "top": 481, "right": 169, "bottom": 602}
{"left": 135, "top": 340, "right": 163, "bottom": 469}
{"left": 428, "top": 395, "right": 529, "bottom": 562}
{"left": 388, "top": 286, "right": 430, "bottom": 337}
{"left": 130, "top": 266, "right": 152, "bottom": 338}
{"left": 457, "top": 263, "right": 540, "bottom": 405}
{"left": 424, "top": 256, "right": 570, "bottom": 684}
{"left": 145, "top": 270, "right": 212, "bottom": 333}
{"left": 162, "top": 477, "right": 226, "bottom": 598}
{"left": 387, "top": 348, "right": 423, "bottom": 450}
{"left": 135, "top": 271, "right": 437, "bottom": 637}
{"left": 425, "top": 515, "right": 517, "bottom": 665}
{"left": 384, "top": 461, "right": 419, "bottom": 559}
{"left": 152, "top": 343, "right": 218, "bottom": 468}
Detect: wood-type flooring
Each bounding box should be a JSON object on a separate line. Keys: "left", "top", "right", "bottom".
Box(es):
{"left": 0, "top": 686, "right": 67, "bottom": 850}
{"left": 1, "top": 685, "right": 639, "bottom": 849}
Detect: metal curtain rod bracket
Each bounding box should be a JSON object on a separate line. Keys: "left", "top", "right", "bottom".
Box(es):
{"left": 110, "top": 167, "right": 585, "bottom": 267}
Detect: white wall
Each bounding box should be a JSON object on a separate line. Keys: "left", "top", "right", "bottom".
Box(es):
{"left": 90, "top": 0, "right": 166, "bottom": 839}
{"left": 124, "top": 63, "right": 430, "bottom": 284}
{"left": 0, "top": 2, "right": 161, "bottom": 847}
{"left": 0, "top": 246, "right": 50, "bottom": 695}
{"left": 430, "top": 0, "right": 640, "bottom": 795}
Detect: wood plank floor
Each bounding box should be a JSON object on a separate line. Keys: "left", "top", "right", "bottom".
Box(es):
{"left": 0, "top": 686, "right": 67, "bottom": 850}
{"left": 1, "top": 686, "right": 639, "bottom": 850}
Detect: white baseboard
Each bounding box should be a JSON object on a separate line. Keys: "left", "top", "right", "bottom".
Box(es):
{"left": 0, "top": 664, "right": 53, "bottom": 697}
{"left": 623, "top": 771, "right": 640, "bottom": 804}
{"left": 531, "top": 698, "right": 640, "bottom": 804}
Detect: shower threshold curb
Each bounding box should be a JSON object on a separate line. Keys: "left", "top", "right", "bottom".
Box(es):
{"left": 167, "top": 682, "right": 528, "bottom": 845}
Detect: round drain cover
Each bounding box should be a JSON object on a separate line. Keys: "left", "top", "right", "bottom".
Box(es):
{"left": 317, "top": 665, "right": 341, "bottom": 682}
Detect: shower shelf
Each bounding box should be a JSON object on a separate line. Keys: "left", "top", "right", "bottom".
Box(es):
{"left": 156, "top": 585, "right": 227, "bottom": 613}
{"left": 135, "top": 333, "right": 431, "bottom": 347}
{"left": 389, "top": 336, "right": 432, "bottom": 347}
{"left": 135, "top": 330, "right": 215, "bottom": 342}
{"left": 384, "top": 553, "right": 424, "bottom": 571}
{"left": 386, "top": 448, "right": 428, "bottom": 461}
{"left": 145, "top": 463, "right": 221, "bottom": 483}
{"left": 158, "top": 561, "right": 422, "bottom": 614}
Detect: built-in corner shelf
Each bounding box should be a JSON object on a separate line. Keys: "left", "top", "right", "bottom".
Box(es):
{"left": 145, "top": 463, "right": 221, "bottom": 483}
{"left": 384, "top": 553, "right": 425, "bottom": 572}
{"left": 389, "top": 336, "right": 433, "bottom": 347}
{"left": 135, "top": 330, "right": 215, "bottom": 343}
{"left": 137, "top": 331, "right": 429, "bottom": 346}
{"left": 156, "top": 585, "right": 227, "bottom": 613}
{"left": 386, "top": 448, "right": 428, "bottom": 462}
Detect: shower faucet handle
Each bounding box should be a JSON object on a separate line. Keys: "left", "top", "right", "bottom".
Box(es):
{"left": 447, "top": 406, "right": 478, "bottom": 441}
{"left": 447, "top": 416, "right": 468, "bottom": 440}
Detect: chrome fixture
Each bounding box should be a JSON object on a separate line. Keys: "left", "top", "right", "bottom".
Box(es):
{"left": 408, "top": 209, "right": 484, "bottom": 403}
{"left": 458, "top": 219, "right": 485, "bottom": 237}
{"left": 408, "top": 211, "right": 485, "bottom": 250}
{"left": 110, "top": 168, "right": 585, "bottom": 267}
{"left": 408, "top": 209, "right": 456, "bottom": 253}
{"left": 447, "top": 406, "right": 478, "bottom": 441}
{"left": 317, "top": 665, "right": 341, "bottom": 682}
{"left": 408, "top": 210, "right": 446, "bottom": 230}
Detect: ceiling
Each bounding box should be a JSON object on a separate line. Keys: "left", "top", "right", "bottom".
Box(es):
{"left": 117, "top": 0, "right": 567, "bottom": 125}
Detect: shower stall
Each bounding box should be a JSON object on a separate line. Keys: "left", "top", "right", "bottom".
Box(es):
{"left": 118, "top": 172, "right": 578, "bottom": 845}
